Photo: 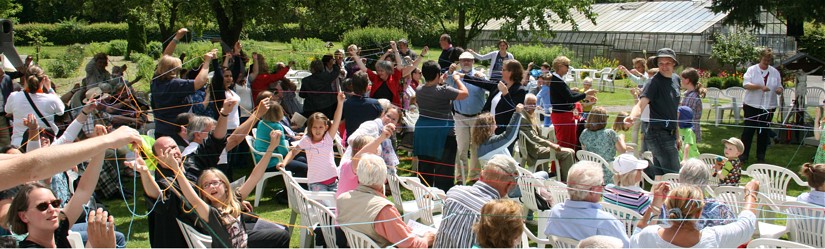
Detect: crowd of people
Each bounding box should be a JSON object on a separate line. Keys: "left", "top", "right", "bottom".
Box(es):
{"left": 0, "top": 26, "right": 824, "bottom": 249}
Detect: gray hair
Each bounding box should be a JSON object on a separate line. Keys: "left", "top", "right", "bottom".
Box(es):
{"left": 567, "top": 161, "right": 604, "bottom": 201}
{"left": 577, "top": 235, "right": 624, "bottom": 248}
{"left": 679, "top": 159, "right": 710, "bottom": 186}
{"left": 481, "top": 155, "right": 518, "bottom": 181}
{"left": 186, "top": 116, "right": 216, "bottom": 141}
{"left": 376, "top": 60, "right": 393, "bottom": 73}
{"left": 356, "top": 154, "right": 387, "bottom": 187}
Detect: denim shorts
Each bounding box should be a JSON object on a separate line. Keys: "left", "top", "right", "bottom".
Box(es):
{"left": 308, "top": 180, "right": 338, "bottom": 192}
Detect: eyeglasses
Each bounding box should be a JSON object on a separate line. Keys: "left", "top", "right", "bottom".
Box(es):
{"left": 35, "top": 200, "right": 62, "bottom": 211}
{"left": 204, "top": 180, "right": 224, "bottom": 188}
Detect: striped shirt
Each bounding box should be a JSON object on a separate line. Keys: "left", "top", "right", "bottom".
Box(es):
{"left": 603, "top": 184, "right": 651, "bottom": 215}
{"left": 298, "top": 133, "right": 338, "bottom": 184}
{"left": 434, "top": 181, "right": 500, "bottom": 248}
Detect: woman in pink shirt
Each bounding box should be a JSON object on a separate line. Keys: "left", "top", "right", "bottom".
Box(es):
{"left": 337, "top": 123, "right": 396, "bottom": 198}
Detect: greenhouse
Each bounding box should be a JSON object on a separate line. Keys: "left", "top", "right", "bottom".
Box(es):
{"left": 469, "top": 0, "right": 797, "bottom": 68}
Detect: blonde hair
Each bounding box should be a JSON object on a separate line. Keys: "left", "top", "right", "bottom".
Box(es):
{"left": 305, "top": 112, "right": 330, "bottom": 140}
{"left": 473, "top": 199, "right": 523, "bottom": 248}
{"left": 665, "top": 185, "right": 705, "bottom": 224}
{"left": 155, "top": 55, "right": 182, "bottom": 81}
{"left": 759, "top": 47, "right": 774, "bottom": 59}
{"left": 552, "top": 56, "right": 571, "bottom": 72}
{"left": 612, "top": 111, "right": 629, "bottom": 131}
{"left": 583, "top": 77, "right": 593, "bottom": 85}
{"left": 632, "top": 57, "right": 648, "bottom": 72}
{"left": 613, "top": 170, "right": 640, "bottom": 187}
{"left": 198, "top": 169, "right": 243, "bottom": 219}
{"left": 350, "top": 135, "right": 376, "bottom": 153}
{"left": 261, "top": 101, "right": 284, "bottom": 123}
{"left": 471, "top": 112, "right": 496, "bottom": 148}
{"left": 584, "top": 106, "right": 608, "bottom": 131}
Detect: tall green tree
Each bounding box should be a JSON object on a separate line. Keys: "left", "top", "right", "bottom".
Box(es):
{"left": 0, "top": 0, "right": 22, "bottom": 20}
{"left": 709, "top": 0, "right": 825, "bottom": 27}
{"left": 711, "top": 29, "right": 759, "bottom": 71}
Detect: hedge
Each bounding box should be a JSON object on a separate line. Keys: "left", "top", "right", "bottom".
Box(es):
{"left": 478, "top": 44, "right": 577, "bottom": 68}
{"left": 13, "top": 23, "right": 163, "bottom": 45}
{"left": 342, "top": 27, "right": 409, "bottom": 52}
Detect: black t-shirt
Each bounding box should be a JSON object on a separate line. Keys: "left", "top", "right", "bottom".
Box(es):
{"left": 184, "top": 132, "right": 228, "bottom": 178}
{"left": 146, "top": 177, "right": 231, "bottom": 248}
{"left": 641, "top": 73, "right": 681, "bottom": 130}
{"left": 17, "top": 212, "right": 71, "bottom": 248}
{"left": 151, "top": 78, "right": 195, "bottom": 136}
{"left": 371, "top": 81, "right": 394, "bottom": 102}
{"left": 438, "top": 46, "right": 464, "bottom": 72}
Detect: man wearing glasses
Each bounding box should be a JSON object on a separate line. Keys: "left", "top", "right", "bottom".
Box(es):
{"left": 625, "top": 48, "right": 682, "bottom": 176}
{"left": 544, "top": 161, "right": 629, "bottom": 246}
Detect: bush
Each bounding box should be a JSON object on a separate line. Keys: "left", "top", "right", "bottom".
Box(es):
{"left": 589, "top": 57, "right": 619, "bottom": 71}
{"left": 290, "top": 38, "right": 328, "bottom": 53}
{"left": 14, "top": 22, "right": 162, "bottom": 45}
{"left": 342, "top": 27, "right": 408, "bottom": 51}
{"left": 107, "top": 39, "right": 129, "bottom": 56}
{"left": 244, "top": 23, "right": 340, "bottom": 42}
{"left": 147, "top": 41, "right": 163, "bottom": 59}
{"left": 85, "top": 42, "right": 109, "bottom": 56}
{"left": 176, "top": 41, "right": 221, "bottom": 69}
{"left": 722, "top": 76, "right": 742, "bottom": 89}
{"left": 706, "top": 77, "right": 723, "bottom": 89}
{"left": 48, "top": 44, "right": 85, "bottom": 78}
{"left": 129, "top": 52, "right": 155, "bottom": 85}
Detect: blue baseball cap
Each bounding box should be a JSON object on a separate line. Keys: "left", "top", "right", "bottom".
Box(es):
{"left": 678, "top": 106, "right": 693, "bottom": 129}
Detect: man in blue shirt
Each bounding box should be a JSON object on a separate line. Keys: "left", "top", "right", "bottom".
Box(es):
{"left": 342, "top": 71, "right": 382, "bottom": 136}
{"left": 545, "top": 161, "right": 630, "bottom": 247}
{"left": 445, "top": 52, "right": 488, "bottom": 184}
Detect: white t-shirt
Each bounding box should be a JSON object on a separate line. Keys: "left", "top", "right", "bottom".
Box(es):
{"left": 234, "top": 84, "right": 253, "bottom": 118}
{"left": 225, "top": 90, "right": 241, "bottom": 130}
{"left": 4, "top": 91, "right": 65, "bottom": 146}
{"left": 629, "top": 211, "right": 756, "bottom": 248}
{"left": 491, "top": 92, "right": 503, "bottom": 117}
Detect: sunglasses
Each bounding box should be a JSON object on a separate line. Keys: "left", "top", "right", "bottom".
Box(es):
{"left": 35, "top": 200, "right": 62, "bottom": 211}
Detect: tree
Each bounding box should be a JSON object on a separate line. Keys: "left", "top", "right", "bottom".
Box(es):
{"left": 419, "top": 0, "right": 597, "bottom": 48}
{"left": 709, "top": 0, "right": 825, "bottom": 27}
{"left": 0, "top": 0, "right": 22, "bottom": 20}
{"left": 711, "top": 29, "right": 759, "bottom": 71}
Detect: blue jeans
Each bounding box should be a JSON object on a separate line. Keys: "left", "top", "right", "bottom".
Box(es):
{"left": 71, "top": 222, "right": 127, "bottom": 248}
{"left": 308, "top": 179, "right": 338, "bottom": 192}
{"left": 644, "top": 126, "right": 680, "bottom": 175}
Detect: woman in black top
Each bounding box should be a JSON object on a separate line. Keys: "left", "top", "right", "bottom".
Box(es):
{"left": 548, "top": 56, "right": 596, "bottom": 149}
{"left": 7, "top": 149, "right": 104, "bottom": 248}
{"left": 462, "top": 60, "right": 529, "bottom": 134}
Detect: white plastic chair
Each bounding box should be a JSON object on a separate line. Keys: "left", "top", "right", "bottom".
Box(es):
{"left": 245, "top": 135, "right": 283, "bottom": 207}
{"left": 517, "top": 131, "right": 559, "bottom": 180}
{"left": 146, "top": 128, "right": 155, "bottom": 138}
{"left": 746, "top": 164, "right": 809, "bottom": 203}
{"left": 387, "top": 174, "right": 421, "bottom": 222}
{"left": 306, "top": 196, "right": 339, "bottom": 248}
{"left": 747, "top": 238, "right": 814, "bottom": 248}
{"left": 714, "top": 186, "right": 789, "bottom": 239}
{"left": 600, "top": 202, "right": 642, "bottom": 237}
{"left": 698, "top": 153, "right": 723, "bottom": 186}
{"left": 341, "top": 227, "right": 382, "bottom": 249}
{"left": 576, "top": 150, "right": 616, "bottom": 180}
{"left": 545, "top": 179, "right": 570, "bottom": 204}
{"left": 782, "top": 201, "right": 825, "bottom": 248}
{"left": 404, "top": 178, "right": 445, "bottom": 227}
{"left": 805, "top": 87, "right": 825, "bottom": 108}
{"left": 661, "top": 173, "right": 681, "bottom": 188}
{"left": 67, "top": 231, "right": 85, "bottom": 248}
{"left": 176, "top": 219, "right": 212, "bottom": 248}
{"left": 725, "top": 87, "right": 746, "bottom": 124}
{"left": 705, "top": 87, "right": 724, "bottom": 123}
{"left": 518, "top": 176, "right": 552, "bottom": 247}
{"left": 520, "top": 223, "right": 552, "bottom": 248}
{"left": 779, "top": 88, "right": 796, "bottom": 121}
{"left": 550, "top": 235, "right": 580, "bottom": 248}
{"left": 598, "top": 67, "right": 617, "bottom": 92}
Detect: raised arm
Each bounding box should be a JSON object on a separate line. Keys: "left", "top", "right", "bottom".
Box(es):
{"left": 0, "top": 126, "right": 141, "bottom": 190}
{"left": 402, "top": 47, "right": 428, "bottom": 77}
{"left": 64, "top": 148, "right": 105, "bottom": 227}
{"left": 250, "top": 53, "right": 260, "bottom": 82}
{"left": 328, "top": 92, "right": 346, "bottom": 137}
{"left": 159, "top": 146, "right": 210, "bottom": 221}
{"left": 390, "top": 41, "right": 404, "bottom": 70}
{"left": 352, "top": 123, "right": 395, "bottom": 173}
{"left": 163, "top": 28, "right": 188, "bottom": 56}
{"left": 226, "top": 98, "right": 271, "bottom": 151}
{"left": 351, "top": 50, "right": 368, "bottom": 73}
{"left": 125, "top": 149, "right": 161, "bottom": 199}
{"left": 193, "top": 49, "right": 218, "bottom": 91}
{"left": 238, "top": 130, "right": 281, "bottom": 199}
{"left": 213, "top": 98, "right": 237, "bottom": 140}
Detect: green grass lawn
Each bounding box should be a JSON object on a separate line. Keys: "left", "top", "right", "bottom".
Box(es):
{"left": 9, "top": 43, "right": 817, "bottom": 247}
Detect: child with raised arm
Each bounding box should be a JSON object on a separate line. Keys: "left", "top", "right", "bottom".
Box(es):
{"left": 279, "top": 91, "right": 346, "bottom": 191}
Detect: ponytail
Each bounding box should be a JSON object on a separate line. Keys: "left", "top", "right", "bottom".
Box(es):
{"left": 697, "top": 82, "right": 706, "bottom": 98}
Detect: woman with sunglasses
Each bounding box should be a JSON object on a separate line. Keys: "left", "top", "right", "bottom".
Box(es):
{"left": 6, "top": 149, "right": 105, "bottom": 248}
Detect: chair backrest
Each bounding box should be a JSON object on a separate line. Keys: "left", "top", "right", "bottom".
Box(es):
{"left": 698, "top": 153, "right": 722, "bottom": 185}
{"left": 705, "top": 87, "right": 723, "bottom": 105}
{"left": 306, "top": 197, "right": 339, "bottom": 248}
{"left": 515, "top": 131, "right": 529, "bottom": 164}
{"left": 545, "top": 179, "right": 570, "bottom": 204}
{"left": 746, "top": 164, "right": 809, "bottom": 203}
{"left": 176, "top": 219, "right": 212, "bottom": 248}
{"left": 404, "top": 178, "right": 441, "bottom": 225}
{"left": 747, "top": 238, "right": 815, "bottom": 248}
{"left": 661, "top": 173, "right": 681, "bottom": 188}
{"left": 146, "top": 128, "right": 155, "bottom": 138}
{"left": 725, "top": 87, "right": 746, "bottom": 103}
{"left": 518, "top": 176, "right": 543, "bottom": 212}
{"left": 806, "top": 87, "right": 825, "bottom": 107}
{"left": 600, "top": 202, "right": 642, "bottom": 237}
{"left": 333, "top": 134, "right": 345, "bottom": 157}
{"left": 67, "top": 231, "right": 84, "bottom": 248}
{"left": 341, "top": 227, "right": 382, "bottom": 248}
{"left": 782, "top": 201, "right": 825, "bottom": 248}
{"left": 576, "top": 150, "right": 615, "bottom": 175}
{"left": 286, "top": 180, "right": 311, "bottom": 219}
{"left": 550, "top": 235, "right": 579, "bottom": 248}
{"left": 782, "top": 88, "right": 796, "bottom": 107}
{"left": 387, "top": 174, "right": 405, "bottom": 212}
{"left": 713, "top": 186, "right": 746, "bottom": 214}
